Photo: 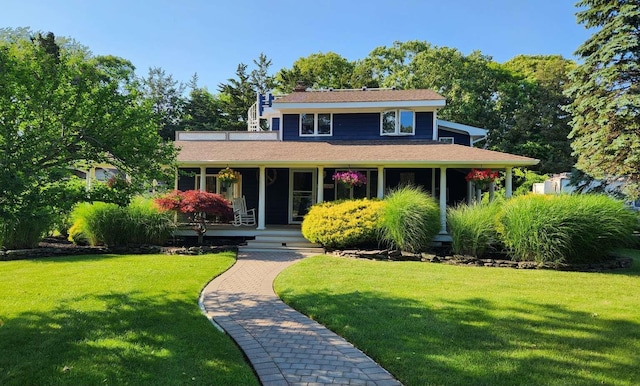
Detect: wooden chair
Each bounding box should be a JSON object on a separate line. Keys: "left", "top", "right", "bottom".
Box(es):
{"left": 231, "top": 196, "right": 256, "bottom": 226}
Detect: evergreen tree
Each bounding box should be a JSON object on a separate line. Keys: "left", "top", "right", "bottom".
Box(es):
{"left": 565, "top": 0, "right": 640, "bottom": 197}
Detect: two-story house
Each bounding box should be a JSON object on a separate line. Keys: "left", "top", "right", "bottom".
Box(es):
{"left": 174, "top": 88, "right": 538, "bottom": 238}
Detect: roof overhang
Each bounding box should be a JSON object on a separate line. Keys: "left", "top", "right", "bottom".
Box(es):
{"left": 272, "top": 100, "right": 447, "bottom": 110}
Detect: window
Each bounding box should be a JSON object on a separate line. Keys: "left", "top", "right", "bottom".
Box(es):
{"left": 381, "top": 110, "right": 414, "bottom": 135}
{"left": 195, "top": 173, "right": 242, "bottom": 199}
{"left": 300, "top": 113, "right": 332, "bottom": 136}
{"left": 439, "top": 137, "right": 455, "bottom": 144}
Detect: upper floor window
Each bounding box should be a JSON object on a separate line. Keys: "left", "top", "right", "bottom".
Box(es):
{"left": 381, "top": 110, "right": 414, "bottom": 135}
{"left": 300, "top": 113, "right": 332, "bottom": 136}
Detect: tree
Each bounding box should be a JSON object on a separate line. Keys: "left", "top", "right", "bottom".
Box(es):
{"left": 182, "top": 86, "right": 223, "bottom": 131}
{"left": 141, "top": 67, "right": 186, "bottom": 140}
{"left": 218, "top": 63, "right": 256, "bottom": 131}
{"left": 250, "top": 53, "right": 276, "bottom": 94}
{"left": 0, "top": 30, "right": 176, "bottom": 248}
{"left": 155, "top": 190, "right": 232, "bottom": 244}
{"left": 493, "top": 55, "right": 576, "bottom": 173}
{"left": 565, "top": 0, "right": 640, "bottom": 197}
{"left": 275, "top": 52, "right": 355, "bottom": 92}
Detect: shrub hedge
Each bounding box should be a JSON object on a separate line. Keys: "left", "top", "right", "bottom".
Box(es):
{"left": 302, "top": 199, "right": 383, "bottom": 249}
{"left": 379, "top": 186, "right": 440, "bottom": 253}
{"left": 447, "top": 201, "right": 502, "bottom": 257}
{"left": 68, "top": 197, "right": 174, "bottom": 246}
{"left": 496, "top": 194, "right": 637, "bottom": 264}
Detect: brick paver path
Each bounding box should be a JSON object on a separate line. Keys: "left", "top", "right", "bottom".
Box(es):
{"left": 200, "top": 250, "right": 402, "bottom": 386}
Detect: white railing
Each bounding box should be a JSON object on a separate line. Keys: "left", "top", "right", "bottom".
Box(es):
{"left": 176, "top": 131, "right": 278, "bottom": 141}
{"left": 247, "top": 102, "right": 260, "bottom": 131}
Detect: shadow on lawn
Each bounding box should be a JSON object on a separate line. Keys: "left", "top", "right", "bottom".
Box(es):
{"left": 0, "top": 292, "right": 257, "bottom": 386}
{"left": 278, "top": 290, "right": 640, "bottom": 386}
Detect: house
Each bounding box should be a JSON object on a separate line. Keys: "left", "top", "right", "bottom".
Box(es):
{"left": 174, "top": 88, "right": 538, "bottom": 238}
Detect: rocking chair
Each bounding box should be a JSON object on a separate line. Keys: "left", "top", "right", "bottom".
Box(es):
{"left": 231, "top": 196, "right": 256, "bottom": 226}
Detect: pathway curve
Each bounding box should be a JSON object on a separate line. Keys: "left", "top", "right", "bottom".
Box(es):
{"left": 200, "top": 250, "right": 402, "bottom": 386}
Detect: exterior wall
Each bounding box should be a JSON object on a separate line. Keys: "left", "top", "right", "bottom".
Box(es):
{"left": 282, "top": 112, "right": 434, "bottom": 141}
{"left": 438, "top": 128, "right": 471, "bottom": 146}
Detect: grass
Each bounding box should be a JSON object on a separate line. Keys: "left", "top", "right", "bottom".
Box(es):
{"left": 0, "top": 253, "right": 258, "bottom": 386}
{"left": 275, "top": 249, "right": 640, "bottom": 386}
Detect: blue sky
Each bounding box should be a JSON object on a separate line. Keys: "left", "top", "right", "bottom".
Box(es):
{"left": 2, "top": 0, "right": 592, "bottom": 92}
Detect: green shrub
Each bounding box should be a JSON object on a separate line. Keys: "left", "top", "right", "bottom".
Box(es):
{"left": 379, "top": 186, "right": 440, "bottom": 253}
{"left": 496, "top": 194, "right": 637, "bottom": 264}
{"left": 448, "top": 201, "right": 502, "bottom": 257}
{"left": 0, "top": 214, "right": 55, "bottom": 249}
{"left": 68, "top": 198, "right": 174, "bottom": 246}
{"left": 302, "top": 199, "right": 383, "bottom": 249}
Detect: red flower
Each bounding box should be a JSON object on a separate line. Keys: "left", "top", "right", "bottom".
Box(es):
{"left": 465, "top": 169, "right": 499, "bottom": 184}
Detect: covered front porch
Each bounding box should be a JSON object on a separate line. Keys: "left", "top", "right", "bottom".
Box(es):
{"left": 176, "top": 164, "right": 518, "bottom": 236}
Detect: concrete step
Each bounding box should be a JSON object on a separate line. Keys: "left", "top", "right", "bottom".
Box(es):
{"left": 239, "top": 246, "right": 325, "bottom": 254}
{"left": 254, "top": 235, "right": 309, "bottom": 243}
{"left": 244, "top": 241, "right": 322, "bottom": 249}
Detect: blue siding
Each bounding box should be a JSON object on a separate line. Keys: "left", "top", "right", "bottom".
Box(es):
{"left": 271, "top": 117, "right": 280, "bottom": 131}
{"left": 438, "top": 128, "right": 471, "bottom": 146}
{"left": 283, "top": 112, "right": 434, "bottom": 141}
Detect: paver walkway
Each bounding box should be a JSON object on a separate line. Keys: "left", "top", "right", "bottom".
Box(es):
{"left": 200, "top": 250, "right": 402, "bottom": 386}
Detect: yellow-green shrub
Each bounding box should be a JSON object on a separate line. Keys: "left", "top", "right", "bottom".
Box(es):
{"left": 302, "top": 199, "right": 384, "bottom": 249}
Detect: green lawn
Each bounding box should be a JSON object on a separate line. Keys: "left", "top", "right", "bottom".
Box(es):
{"left": 275, "top": 249, "right": 640, "bottom": 386}
{"left": 0, "top": 253, "right": 258, "bottom": 386}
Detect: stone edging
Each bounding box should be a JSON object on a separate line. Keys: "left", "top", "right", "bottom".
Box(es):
{"left": 331, "top": 249, "right": 633, "bottom": 272}
{"left": 0, "top": 245, "right": 238, "bottom": 261}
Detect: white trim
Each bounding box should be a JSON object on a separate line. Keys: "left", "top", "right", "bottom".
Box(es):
{"left": 377, "top": 166, "right": 384, "bottom": 199}
{"left": 317, "top": 166, "right": 324, "bottom": 203}
{"left": 299, "top": 113, "right": 333, "bottom": 137}
{"left": 438, "top": 137, "right": 455, "bottom": 144}
{"left": 432, "top": 110, "right": 438, "bottom": 141}
{"left": 258, "top": 166, "right": 266, "bottom": 229}
{"left": 505, "top": 167, "right": 513, "bottom": 198}
{"left": 273, "top": 100, "right": 446, "bottom": 110}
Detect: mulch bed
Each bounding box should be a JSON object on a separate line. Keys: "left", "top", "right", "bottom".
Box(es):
{"left": 330, "top": 248, "right": 634, "bottom": 272}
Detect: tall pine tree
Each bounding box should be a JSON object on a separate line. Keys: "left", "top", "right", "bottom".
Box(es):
{"left": 565, "top": 0, "right": 640, "bottom": 197}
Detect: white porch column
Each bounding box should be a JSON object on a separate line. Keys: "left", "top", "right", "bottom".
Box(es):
{"left": 467, "top": 180, "right": 473, "bottom": 205}
{"left": 317, "top": 166, "right": 324, "bottom": 203}
{"left": 431, "top": 168, "right": 436, "bottom": 198}
{"left": 505, "top": 167, "right": 513, "bottom": 198}
{"left": 377, "top": 166, "right": 384, "bottom": 199}
{"left": 257, "top": 166, "right": 266, "bottom": 230}
{"left": 174, "top": 169, "right": 179, "bottom": 190}
{"left": 199, "top": 166, "right": 206, "bottom": 192}
{"left": 439, "top": 167, "right": 447, "bottom": 234}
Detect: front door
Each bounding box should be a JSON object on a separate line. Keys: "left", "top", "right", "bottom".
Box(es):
{"left": 289, "top": 169, "right": 316, "bottom": 223}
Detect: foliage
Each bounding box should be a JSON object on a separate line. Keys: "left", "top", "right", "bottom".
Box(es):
{"left": 495, "top": 194, "right": 637, "bottom": 264}
{"left": 494, "top": 55, "right": 576, "bottom": 173}
{"left": 0, "top": 253, "right": 258, "bottom": 385}
{"left": 275, "top": 52, "right": 356, "bottom": 92}
{"left": 85, "top": 174, "right": 139, "bottom": 207}
{"left": 217, "top": 54, "right": 275, "bottom": 131}
{"left": 141, "top": 66, "right": 186, "bottom": 140}
{"left": 332, "top": 170, "right": 367, "bottom": 187}
{"left": 378, "top": 186, "right": 440, "bottom": 253}
{"left": 565, "top": 0, "right": 640, "bottom": 198}
{"left": 302, "top": 199, "right": 384, "bottom": 249}
{"left": 155, "top": 190, "right": 232, "bottom": 244}
{"left": 275, "top": 252, "right": 640, "bottom": 386}
{"left": 68, "top": 198, "right": 174, "bottom": 246}
{"left": 0, "top": 213, "right": 56, "bottom": 249}
{"left": 447, "top": 202, "right": 502, "bottom": 257}
{"left": 0, "top": 29, "right": 176, "bottom": 245}
{"left": 182, "top": 81, "right": 223, "bottom": 131}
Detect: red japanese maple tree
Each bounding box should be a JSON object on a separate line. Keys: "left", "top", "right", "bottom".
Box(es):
{"left": 155, "top": 190, "right": 232, "bottom": 244}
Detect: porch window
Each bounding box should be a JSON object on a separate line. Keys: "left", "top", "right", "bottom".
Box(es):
{"left": 300, "top": 113, "right": 332, "bottom": 136}
{"left": 381, "top": 110, "right": 415, "bottom": 135}
{"left": 439, "top": 137, "right": 455, "bottom": 144}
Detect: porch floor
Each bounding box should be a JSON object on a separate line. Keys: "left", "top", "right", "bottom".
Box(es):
{"left": 174, "top": 224, "right": 301, "bottom": 238}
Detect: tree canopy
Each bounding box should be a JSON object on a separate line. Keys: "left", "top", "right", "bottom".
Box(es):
{"left": 0, "top": 30, "right": 176, "bottom": 245}
{"left": 565, "top": 0, "right": 640, "bottom": 197}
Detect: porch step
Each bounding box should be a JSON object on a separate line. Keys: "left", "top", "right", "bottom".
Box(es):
{"left": 241, "top": 232, "right": 323, "bottom": 253}
{"left": 239, "top": 246, "right": 325, "bottom": 254}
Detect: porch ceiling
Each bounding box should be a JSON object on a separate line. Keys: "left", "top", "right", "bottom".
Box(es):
{"left": 175, "top": 140, "right": 539, "bottom": 168}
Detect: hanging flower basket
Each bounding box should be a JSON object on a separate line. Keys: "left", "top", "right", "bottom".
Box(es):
{"left": 465, "top": 169, "right": 499, "bottom": 190}
{"left": 333, "top": 170, "right": 367, "bottom": 187}
{"left": 217, "top": 167, "right": 239, "bottom": 185}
